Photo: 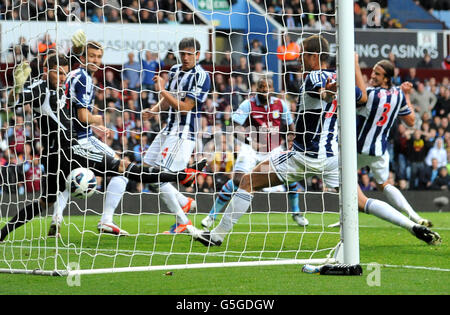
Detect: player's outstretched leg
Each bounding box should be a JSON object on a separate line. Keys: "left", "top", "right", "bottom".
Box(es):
{"left": 48, "top": 190, "right": 69, "bottom": 237}
{"left": 364, "top": 198, "right": 441, "bottom": 245}
{"left": 202, "top": 179, "right": 237, "bottom": 230}
{"left": 123, "top": 158, "right": 207, "bottom": 187}
{"left": 382, "top": 184, "right": 433, "bottom": 227}
{"left": 0, "top": 200, "right": 45, "bottom": 242}
{"left": 98, "top": 176, "right": 130, "bottom": 236}
{"left": 288, "top": 182, "right": 309, "bottom": 227}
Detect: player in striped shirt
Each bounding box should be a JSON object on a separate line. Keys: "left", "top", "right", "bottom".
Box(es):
{"left": 142, "top": 38, "right": 211, "bottom": 234}
{"left": 192, "top": 35, "right": 366, "bottom": 246}
{"left": 353, "top": 59, "right": 440, "bottom": 244}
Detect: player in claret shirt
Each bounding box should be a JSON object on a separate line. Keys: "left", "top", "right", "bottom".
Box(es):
{"left": 200, "top": 77, "right": 308, "bottom": 231}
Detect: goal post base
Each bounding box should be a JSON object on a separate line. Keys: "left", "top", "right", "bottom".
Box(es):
{"left": 302, "top": 264, "right": 363, "bottom": 276}
{"left": 0, "top": 268, "right": 66, "bottom": 277}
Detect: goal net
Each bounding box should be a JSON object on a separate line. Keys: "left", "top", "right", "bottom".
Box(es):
{"left": 0, "top": 0, "right": 358, "bottom": 276}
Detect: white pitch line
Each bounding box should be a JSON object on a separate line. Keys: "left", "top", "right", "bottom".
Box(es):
{"left": 366, "top": 263, "right": 450, "bottom": 272}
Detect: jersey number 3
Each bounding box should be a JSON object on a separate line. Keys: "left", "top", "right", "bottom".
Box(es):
{"left": 376, "top": 103, "right": 391, "bottom": 127}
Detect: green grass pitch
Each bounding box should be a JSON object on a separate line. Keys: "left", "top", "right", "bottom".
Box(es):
{"left": 0, "top": 211, "right": 448, "bottom": 295}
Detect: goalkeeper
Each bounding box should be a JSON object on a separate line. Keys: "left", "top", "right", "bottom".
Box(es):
{"left": 0, "top": 55, "right": 205, "bottom": 242}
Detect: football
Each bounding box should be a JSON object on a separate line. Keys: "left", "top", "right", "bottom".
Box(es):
{"left": 67, "top": 168, "right": 97, "bottom": 199}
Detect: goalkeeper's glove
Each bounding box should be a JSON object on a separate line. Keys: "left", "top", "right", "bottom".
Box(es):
{"left": 13, "top": 62, "right": 31, "bottom": 94}
{"left": 71, "top": 29, "right": 87, "bottom": 48}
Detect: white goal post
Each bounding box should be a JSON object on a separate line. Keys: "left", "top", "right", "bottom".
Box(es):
{"left": 0, "top": 0, "right": 359, "bottom": 276}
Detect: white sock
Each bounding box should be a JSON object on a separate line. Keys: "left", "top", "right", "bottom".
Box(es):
{"left": 101, "top": 176, "right": 128, "bottom": 224}
{"left": 383, "top": 184, "right": 421, "bottom": 223}
{"left": 52, "top": 190, "right": 69, "bottom": 224}
{"left": 364, "top": 198, "right": 415, "bottom": 232}
{"left": 160, "top": 183, "right": 189, "bottom": 225}
{"left": 161, "top": 183, "right": 189, "bottom": 207}
{"left": 211, "top": 188, "right": 253, "bottom": 242}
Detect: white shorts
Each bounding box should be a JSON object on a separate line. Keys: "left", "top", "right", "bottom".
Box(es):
{"left": 357, "top": 151, "right": 390, "bottom": 184}
{"left": 78, "top": 136, "right": 116, "bottom": 158}
{"left": 270, "top": 151, "right": 340, "bottom": 189}
{"left": 234, "top": 144, "right": 283, "bottom": 173}
{"left": 143, "top": 133, "right": 196, "bottom": 172}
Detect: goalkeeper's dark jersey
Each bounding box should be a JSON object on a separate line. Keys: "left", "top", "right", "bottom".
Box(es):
{"left": 18, "top": 79, "right": 77, "bottom": 152}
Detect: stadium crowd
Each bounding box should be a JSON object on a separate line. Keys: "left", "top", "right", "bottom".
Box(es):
{"left": 0, "top": 1, "right": 449, "bottom": 196}
{"left": 0, "top": 0, "right": 199, "bottom": 25}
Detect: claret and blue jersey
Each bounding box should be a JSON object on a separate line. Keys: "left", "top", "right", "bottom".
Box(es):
{"left": 163, "top": 63, "right": 211, "bottom": 141}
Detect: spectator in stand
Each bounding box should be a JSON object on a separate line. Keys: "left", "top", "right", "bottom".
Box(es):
{"left": 105, "top": 70, "right": 121, "bottom": 90}
{"left": 248, "top": 39, "right": 267, "bottom": 67}
{"left": 434, "top": 86, "right": 449, "bottom": 118}
{"left": 13, "top": 0, "right": 38, "bottom": 21}
{"left": 122, "top": 6, "right": 138, "bottom": 23}
{"left": 403, "top": 68, "right": 420, "bottom": 89}
{"left": 359, "top": 170, "right": 375, "bottom": 191}
{"left": 199, "top": 51, "right": 214, "bottom": 67}
{"left": 140, "top": 5, "right": 157, "bottom": 23}
{"left": 407, "top": 129, "right": 433, "bottom": 189}
{"left": 91, "top": 7, "right": 108, "bottom": 23}
{"left": 133, "top": 133, "right": 149, "bottom": 163}
{"left": 425, "top": 138, "right": 447, "bottom": 168}
{"left": 410, "top": 82, "right": 437, "bottom": 117}
{"left": 37, "top": 32, "right": 56, "bottom": 56}
{"left": 388, "top": 52, "right": 402, "bottom": 68}
{"left": 122, "top": 52, "right": 142, "bottom": 91}
{"left": 416, "top": 52, "right": 434, "bottom": 69}
{"left": 314, "top": 14, "right": 333, "bottom": 30}
{"left": 181, "top": 12, "right": 194, "bottom": 24}
{"left": 393, "top": 123, "right": 413, "bottom": 189}
{"left": 220, "top": 51, "right": 233, "bottom": 67}
{"left": 7, "top": 45, "right": 27, "bottom": 64}
{"left": 250, "top": 62, "right": 273, "bottom": 86}
{"left": 24, "top": 155, "right": 43, "bottom": 193}
{"left": 392, "top": 67, "right": 402, "bottom": 86}
{"left": 107, "top": 7, "right": 121, "bottom": 22}
{"left": 233, "top": 56, "right": 250, "bottom": 86}
{"left": 419, "top": 157, "right": 440, "bottom": 189}
{"left": 8, "top": 116, "right": 27, "bottom": 157}
{"left": 163, "top": 49, "right": 177, "bottom": 67}
{"left": 140, "top": 51, "right": 164, "bottom": 91}
{"left": 283, "top": 7, "right": 297, "bottom": 28}
{"left": 430, "top": 166, "right": 450, "bottom": 190}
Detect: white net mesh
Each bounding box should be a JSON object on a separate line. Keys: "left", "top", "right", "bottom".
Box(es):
{"left": 0, "top": 0, "right": 343, "bottom": 274}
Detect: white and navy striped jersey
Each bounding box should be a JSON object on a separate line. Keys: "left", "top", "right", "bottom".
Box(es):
{"left": 294, "top": 70, "right": 338, "bottom": 158}
{"left": 64, "top": 68, "right": 96, "bottom": 139}
{"left": 356, "top": 86, "right": 411, "bottom": 156}
{"left": 162, "top": 64, "right": 211, "bottom": 141}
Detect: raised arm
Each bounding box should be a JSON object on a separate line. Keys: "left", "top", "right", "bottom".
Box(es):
{"left": 399, "top": 81, "right": 415, "bottom": 127}
{"left": 354, "top": 53, "right": 367, "bottom": 104}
